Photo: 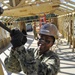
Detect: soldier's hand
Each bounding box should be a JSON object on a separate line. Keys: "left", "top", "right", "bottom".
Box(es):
{"left": 10, "top": 29, "right": 23, "bottom": 48}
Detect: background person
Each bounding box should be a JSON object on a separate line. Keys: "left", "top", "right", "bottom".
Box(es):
{"left": 33, "top": 21, "right": 38, "bottom": 40}
{"left": 50, "top": 18, "right": 54, "bottom": 24}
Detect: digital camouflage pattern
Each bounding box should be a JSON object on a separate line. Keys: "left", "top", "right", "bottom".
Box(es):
{"left": 4, "top": 45, "right": 38, "bottom": 75}
{"left": 38, "top": 50, "right": 60, "bottom": 75}
{"left": 4, "top": 45, "right": 60, "bottom": 75}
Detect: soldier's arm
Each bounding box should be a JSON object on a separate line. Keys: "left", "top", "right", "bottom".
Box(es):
{"left": 4, "top": 48, "right": 21, "bottom": 73}
{"left": 14, "top": 47, "right": 37, "bottom": 74}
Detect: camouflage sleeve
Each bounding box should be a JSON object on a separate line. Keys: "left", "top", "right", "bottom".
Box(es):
{"left": 38, "top": 55, "right": 60, "bottom": 75}
{"left": 4, "top": 46, "right": 38, "bottom": 74}
{"left": 14, "top": 47, "right": 38, "bottom": 74}
{"left": 4, "top": 48, "right": 21, "bottom": 73}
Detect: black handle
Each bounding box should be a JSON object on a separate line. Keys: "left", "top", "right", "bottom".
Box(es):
{"left": 0, "top": 22, "right": 11, "bottom": 33}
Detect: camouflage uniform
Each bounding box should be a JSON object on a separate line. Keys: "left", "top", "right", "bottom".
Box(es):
{"left": 4, "top": 45, "right": 38, "bottom": 75}
{"left": 37, "top": 50, "right": 60, "bottom": 75}
{"left": 4, "top": 45, "right": 60, "bottom": 75}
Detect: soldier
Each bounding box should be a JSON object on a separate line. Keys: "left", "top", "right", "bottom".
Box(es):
{"left": 37, "top": 23, "right": 60, "bottom": 75}
{"left": 4, "top": 23, "right": 60, "bottom": 75}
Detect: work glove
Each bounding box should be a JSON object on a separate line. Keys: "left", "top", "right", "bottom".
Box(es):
{"left": 10, "top": 29, "right": 24, "bottom": 48}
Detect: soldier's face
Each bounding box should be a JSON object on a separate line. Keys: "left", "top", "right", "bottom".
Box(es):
{"left": 38, "top": 34, "right": 54, "bottom": 55}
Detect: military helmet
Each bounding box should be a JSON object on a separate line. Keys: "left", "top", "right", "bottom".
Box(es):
{"left": 39, "top": 23, "right": 58, "bottom": 38}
